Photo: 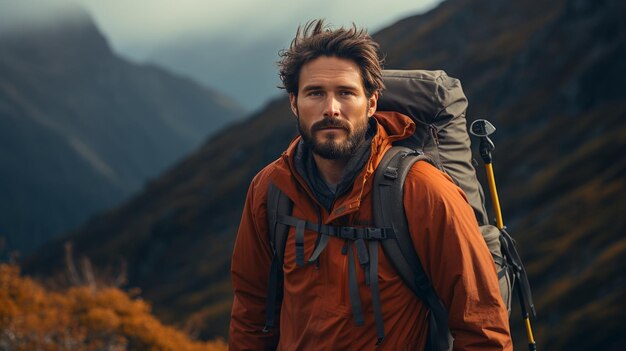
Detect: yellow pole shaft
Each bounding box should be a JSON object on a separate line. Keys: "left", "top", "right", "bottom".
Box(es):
{"left": 485, "top": 161, "right": 537, "bottom": 350}
{"left": 525, "top": 318, "right": 536, "bottom": 344}
{"left": 484, "top": 163, "right": 504, "bottom": 230}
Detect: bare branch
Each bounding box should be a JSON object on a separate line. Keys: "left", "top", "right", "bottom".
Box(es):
{"left": 80, "top": 256, "right": 96, "bottom": 290}
{"left": 64, "top": 242, "right": 82, "bottom": 286}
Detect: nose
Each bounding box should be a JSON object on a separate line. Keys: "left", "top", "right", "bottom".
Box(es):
{"left": 323, "top": 95, "right": 340, "bottom": 117}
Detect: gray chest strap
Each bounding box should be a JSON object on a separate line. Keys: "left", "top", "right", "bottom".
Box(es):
{"left": 267, "top": 204, "right": 393, "bottom": 345}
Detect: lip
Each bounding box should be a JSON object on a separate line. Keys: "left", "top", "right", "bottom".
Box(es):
{"left": 316, "top": 127, "right": 346, "bottom": 131}
{"left": 316, "top": 128, "right": 347, "bottom": 135}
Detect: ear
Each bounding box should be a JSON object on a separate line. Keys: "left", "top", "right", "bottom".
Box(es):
{"left": 367, "top": 91, "right": 379, "bottom": 117}
{"left": 289, "top": 93, "right": 298, "bottom": 117}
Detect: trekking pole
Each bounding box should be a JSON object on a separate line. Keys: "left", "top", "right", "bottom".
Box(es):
{"left": 469, "top": 119, "right": 537, "bottom": 351}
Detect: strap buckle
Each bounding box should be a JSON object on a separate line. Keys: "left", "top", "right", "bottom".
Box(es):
{"left": 366, "top": 227, "right": 385, "bottom": 240}
{"left": 340, "top": 226, "right": 356, "bottom": 240}
{"left": 384, "top": 166, "right": 398, "bottom": 179}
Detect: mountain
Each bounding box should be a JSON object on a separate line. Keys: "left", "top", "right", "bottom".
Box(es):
{"left": 0, "top": 7, "right": 246, "bottom": 256}
{"left": 23, "top": 0, "right": 626, "bottom": 349}
{"left": 147, "top": 34, "right": 286, "bottom": 111}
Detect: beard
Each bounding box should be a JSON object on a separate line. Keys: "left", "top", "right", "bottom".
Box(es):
{"left": 298, "top": 112, "right": 370, "bottom": 160}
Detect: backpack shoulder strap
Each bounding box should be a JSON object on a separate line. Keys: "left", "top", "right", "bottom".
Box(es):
{"left": 263, "top": 182, "right": 292, "bottom": 332}
{"left": 267, "top": 182, "right": 292, "bottom": 261}
{"left": 373, "top": 146, "right": 453, "bottom": 351}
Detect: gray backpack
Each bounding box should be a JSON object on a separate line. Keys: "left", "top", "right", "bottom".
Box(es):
{"left": 263, "top": 70, "right": 534, "bottom": 350}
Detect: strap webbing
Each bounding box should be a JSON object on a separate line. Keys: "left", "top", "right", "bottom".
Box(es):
{"left": 264, "top": 183, "right": 291, "bottom": 333}
{"left": 312, "top": 207, "right": 323, "bottom": 267}
{"left": 263, "top": 255, "right": 281, "bottom": 332}
{"left": 277, "top": 214, "right": 395, "bottom": 240}
{"left": 500, "top": 228, "right": 536, "bottom": 318}
{"left": 354, "top": 238, "right": 370, "bottom": 286}
{"left": 346, "top": 241, "right": 365, "bottom": 326}
{"left": 369, "top": 240, "right": 385, "bottom": 345}
{"left": 498, "top": 267, "right": 508, "bottom": 279}
{"left": 308, "top": 234, "right": 329, "bottom": 263}
{"left": 295, "top": 219, "right": 306, "bottom": 266}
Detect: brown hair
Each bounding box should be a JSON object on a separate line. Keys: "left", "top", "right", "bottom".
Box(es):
{"left": 278, "top": 19, "right": 385, "bottom": 98}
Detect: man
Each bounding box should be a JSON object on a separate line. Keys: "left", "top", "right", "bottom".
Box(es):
{"left": 229, "top": 20, "right": 512, "bottom": 350}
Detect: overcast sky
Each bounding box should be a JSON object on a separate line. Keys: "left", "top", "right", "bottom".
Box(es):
{"left": 2, "top": 0, "right": 444, "bottom": 110}
{"left": 66, "top": 0, "right": 442, "bottom": 59}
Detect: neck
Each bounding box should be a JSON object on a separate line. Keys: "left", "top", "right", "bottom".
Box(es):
{"left": 312, "top": 154, "right": 349, "bottom": 185}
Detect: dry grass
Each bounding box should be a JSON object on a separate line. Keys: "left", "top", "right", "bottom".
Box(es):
{"left": 0, "top": 264, "right": 227, "bottom": 351}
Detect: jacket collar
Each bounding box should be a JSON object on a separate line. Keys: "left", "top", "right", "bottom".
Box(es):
{"left": 269, "top": 111, "right": 415, "bottom": 223}
{"left": 293, "top": 118, "right": 377, "bottom": 212}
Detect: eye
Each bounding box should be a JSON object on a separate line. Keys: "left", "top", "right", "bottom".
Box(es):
{"left": 307, "top": 90, "right": 323, "bottom": 97}
{"left": 340, "top": 90, "right": 356, "bottom": 96}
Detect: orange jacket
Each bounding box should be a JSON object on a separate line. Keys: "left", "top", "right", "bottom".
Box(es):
{"left": 229, "top": 111, "right": 512, "bottom": 350}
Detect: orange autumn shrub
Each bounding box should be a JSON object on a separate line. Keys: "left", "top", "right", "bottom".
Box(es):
{"left": 0, "top": 264, "right": 227, "bottom": 351}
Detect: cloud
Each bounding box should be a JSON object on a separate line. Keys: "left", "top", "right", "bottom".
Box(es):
{"left": 79, "top": 0, "right": 432, "bottom": 36}
{"left": 44, "top": 0, "right": 440, "bottom": 53}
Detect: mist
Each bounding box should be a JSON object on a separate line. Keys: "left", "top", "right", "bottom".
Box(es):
{"left": 0, "top": 0, "right": 443, "bottom": 109}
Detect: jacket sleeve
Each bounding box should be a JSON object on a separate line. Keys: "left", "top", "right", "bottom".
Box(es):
{"left": 403, "top": 162, "right": 512, "bottom": 351}
{"left": 229, "top": 175, "right": 280, "bottom": 350}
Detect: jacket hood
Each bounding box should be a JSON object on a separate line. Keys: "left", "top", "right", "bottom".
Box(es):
{"left": 372, "top": 110, "right": 416, "bottom": 144}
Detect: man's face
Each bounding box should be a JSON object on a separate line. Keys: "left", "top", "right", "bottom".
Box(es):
{"left": 290, "top": 56, "right": 378, "bottom": 160}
